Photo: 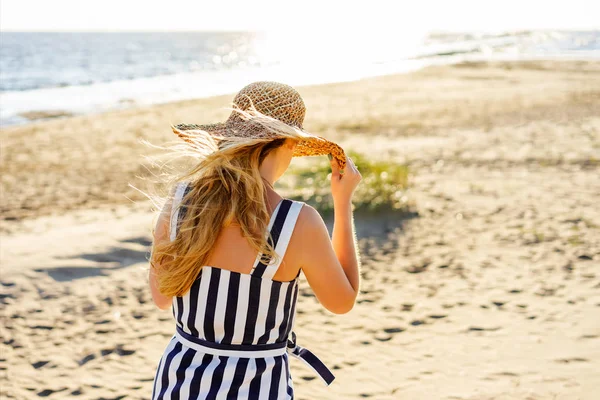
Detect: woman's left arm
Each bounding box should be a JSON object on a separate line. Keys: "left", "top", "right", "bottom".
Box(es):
{"left": 149, "top": 197, "right": 174, "bottom": 310}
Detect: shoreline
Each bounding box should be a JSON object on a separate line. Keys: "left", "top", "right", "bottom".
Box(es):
{"left": 3, "top": 53, "right": 599, "bottom": 129}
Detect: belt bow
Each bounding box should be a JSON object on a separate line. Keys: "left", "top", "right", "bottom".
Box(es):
{"left": 287, "top": 331, "right": 335, "bottom": 386}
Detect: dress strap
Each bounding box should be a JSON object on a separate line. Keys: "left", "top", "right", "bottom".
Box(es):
{"left": 169, "top": 181, "right": 190, "bottom": 242}
{"left": 252, "top": 199, "right": 304, "bottom": 280}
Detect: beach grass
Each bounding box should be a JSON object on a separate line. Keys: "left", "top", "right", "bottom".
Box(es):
{"left": 278, "top": 151, "right": 411, "bottom": 215}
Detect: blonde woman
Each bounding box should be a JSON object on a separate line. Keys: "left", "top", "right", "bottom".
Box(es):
{"left": 148, "top": 82, "right": 361, "bottom": 399}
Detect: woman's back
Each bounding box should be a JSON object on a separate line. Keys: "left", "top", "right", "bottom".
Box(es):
{"left": 198, "top": 190, "right": 304, "bottom": 283}
{"left": 152, "top": 181, "right": 332, "bottom": 399}
{"left": 171, "top": 180, "right": 302, "bottom": 344}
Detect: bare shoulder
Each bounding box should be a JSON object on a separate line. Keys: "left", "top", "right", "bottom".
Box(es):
{"left": 284, "top": 202, "right": 331, "bottom": 276}
{"left": 292, "top": 202, "right": 330, "bottom": 242}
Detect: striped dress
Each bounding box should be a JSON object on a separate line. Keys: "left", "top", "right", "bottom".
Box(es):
{"left": 151, "top": 181, "right": 334, "bottom": 399}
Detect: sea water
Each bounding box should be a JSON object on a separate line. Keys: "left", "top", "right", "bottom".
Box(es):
{"left": 1, "top": 30, "right": 598, "bottom": 127}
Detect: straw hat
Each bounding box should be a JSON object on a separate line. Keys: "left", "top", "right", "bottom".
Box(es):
{"left": 171, "top": 81, "right": 347, "bottom": 170}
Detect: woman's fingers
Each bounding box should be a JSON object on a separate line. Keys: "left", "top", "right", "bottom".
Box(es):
{"left": 347, "top": 157, "right": 355, "bottom": 171}
{"left": 346, "top": 157, "right": 362, "bottom": 183}
{"left": 346, "top": 156, "right": 358, "bottom": 174}
{"left": 330, "top": 155, "right": 361, "bottom": 202}
{"left": 329, "top": 153, "right": 361, "bottom": 185}
{"left": 329, "top": 154, "right": 341, "bottom": 179}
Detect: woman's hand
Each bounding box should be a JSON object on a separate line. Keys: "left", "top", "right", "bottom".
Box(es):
{"left": 330, "top": 155, "right": 362, "bottom": 204}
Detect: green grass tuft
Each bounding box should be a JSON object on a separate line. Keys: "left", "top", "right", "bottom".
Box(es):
{"left": 278, "top": 151, "right": 411, "bottom": 214}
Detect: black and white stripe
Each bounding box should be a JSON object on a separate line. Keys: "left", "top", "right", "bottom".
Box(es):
{"left": 153, "top": 181, "right": 305, "bottom": 399}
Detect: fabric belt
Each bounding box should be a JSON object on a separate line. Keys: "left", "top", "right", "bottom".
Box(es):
{"left": 286, "top": 331, "right": 335, "bottom": 386}
{"left": 175, "top": 326, "right": 335, "bottom": 386}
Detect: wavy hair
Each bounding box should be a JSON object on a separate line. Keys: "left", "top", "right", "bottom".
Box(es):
{"left": 135, "top": 108, "right": 310, "bottom": 297}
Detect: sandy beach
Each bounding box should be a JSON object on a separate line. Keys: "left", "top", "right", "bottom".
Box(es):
{"left": 1, "top": 60, "right": 599, "bottom": 399}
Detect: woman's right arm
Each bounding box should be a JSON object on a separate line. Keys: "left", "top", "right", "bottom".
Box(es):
{"left": 298, "top": 156, "right": 362, "bottom": 314}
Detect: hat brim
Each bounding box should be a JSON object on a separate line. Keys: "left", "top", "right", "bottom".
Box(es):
{"left": 172, "top": 122, "right": 346, "bottom": 170}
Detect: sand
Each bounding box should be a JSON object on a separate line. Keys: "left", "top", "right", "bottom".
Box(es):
{"left": 1, "top": 60, "right": 599, "bottom": 399}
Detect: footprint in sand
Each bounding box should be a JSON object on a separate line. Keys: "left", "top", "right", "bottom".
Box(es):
{"left": 107, "top": 345, "right": 136, "bottom": 357}
{"left": 132, "top": 311, "right": 146, "bottom": 320}
{"left": 30, "top": 324, "right": 54, "bottom": 331}
{"left": 383, "top": 327, "right": 405, "bottom": 334}
{"left": 0, "top": 292, "right": 15, "bottom": 305}
{"left": 579, "top": 334, "right": 598, "bottom": 339}
{"left": 368, "top": 327, "right": 391, "bottom": 342}
{"left": 78, "top": 354, "right": 96, "bottom": 366}
{"left": 3, "top": 339, "right": 23, "bottom": 349}
{"left": 80, "top": 345, "right": 136, "bottom": 366}
{"left": 494, "top": 371, "right": 519, "bottom": 377}
{"left": 357, "top": 298, "right": 375, "bottom": 304}
{"left": 38, "top": 388, "right": 67, "bottom": 397}
{"left": 299, "top": 288, "right": 314, "bottom": 298}
{"left": 555, "top": 357, "right": 589, "bottom": 364}
{"left": 32, "top": 360, "right": 50, "bottom": 369}
{"left": 428, "top": 314, "right": 447, "bottom": 319}
{"left": 468, "top": 326, "right": 501, "bottom": 332}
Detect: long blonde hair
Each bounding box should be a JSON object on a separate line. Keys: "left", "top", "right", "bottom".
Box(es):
{"left": 138, "top": 108, "right": 310, "bottom": 297}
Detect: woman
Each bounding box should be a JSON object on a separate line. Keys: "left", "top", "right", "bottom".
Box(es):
{"left": 148, "top": 81, "right": 361, "bottom": 399}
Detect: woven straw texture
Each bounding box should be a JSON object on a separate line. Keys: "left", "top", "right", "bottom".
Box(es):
{"left": 172, "top": 81, "right": 346, "bottom": 170}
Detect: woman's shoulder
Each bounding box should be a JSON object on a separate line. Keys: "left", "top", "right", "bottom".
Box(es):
{"left": 291, "top": 201, "right": 327, "bottom": 234}
{"left": 285, "top": 201, "right": 330, "bottom": 272}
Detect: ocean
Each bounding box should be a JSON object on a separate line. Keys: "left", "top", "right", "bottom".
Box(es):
{"left": 1, "top": 30, "right": 598, "bottom": 127}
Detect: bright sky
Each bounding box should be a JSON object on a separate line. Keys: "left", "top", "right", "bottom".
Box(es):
{"left": 1, "top": 0, "right": 598, "bottom": 32}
